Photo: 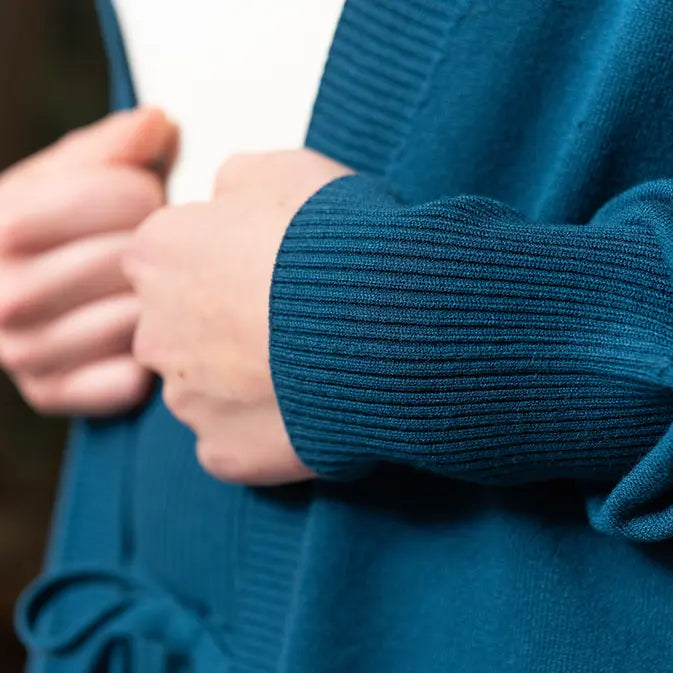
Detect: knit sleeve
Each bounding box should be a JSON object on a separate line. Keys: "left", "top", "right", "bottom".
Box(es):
{"left": 268, "top": 174, "right": 673, "bottom": 492}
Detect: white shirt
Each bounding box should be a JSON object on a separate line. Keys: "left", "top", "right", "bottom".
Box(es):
{"left": 112, "top": 0, "right": 344, "bottom": 203}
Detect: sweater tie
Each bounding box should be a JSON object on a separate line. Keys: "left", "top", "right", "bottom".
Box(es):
{"left": 14, "top": 565, "right": 231, "bottom": 671}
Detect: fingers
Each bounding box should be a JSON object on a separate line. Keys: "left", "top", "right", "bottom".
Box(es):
{"left": 0, "top": 165, "right": 163, "bottom": 255}
{"left": 0, "top": 231, "right": 133, "bottom": 326}
{"left": 0, "top": 293, "right": 140, "bottom": 376}
{"left": 55, "top": 107, "right": 179, "bottom": 172}
{"left": 16, "top": 354, "right": 154, "bottom": 417}
{"left": 107, "top": 107, "right": 179, "bottom": 171}
{"left": 0, "top": 293, "right": 153, "bottom": 417}
{"left": 0, "top": 107, "right": 177, "bottom": 418}
{"left": 0, "top": 109, "right": 177, "bottom": 256}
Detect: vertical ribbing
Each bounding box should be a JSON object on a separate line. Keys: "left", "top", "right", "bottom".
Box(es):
{"left": 270, "top": 175, "right": 673, "bottom": 483}
{"left": 234, "top": 3, "right": 462, "bottom": 670}
{"left": 232, "top": 490, "right": 311, "bottom": 673}
{"left": 306, "top": 0, "right": 452, "bottom": 176}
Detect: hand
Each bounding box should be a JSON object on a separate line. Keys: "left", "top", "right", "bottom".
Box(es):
{"left": 0, "top": 107, "right": 178, "bottom": 416}
{"left": 123, "top": 149, "right": 352, "bottom": 484}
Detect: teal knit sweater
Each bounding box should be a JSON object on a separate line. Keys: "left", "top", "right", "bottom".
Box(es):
{"left": 16, "top": 1, "right": 673, "bottom": 671}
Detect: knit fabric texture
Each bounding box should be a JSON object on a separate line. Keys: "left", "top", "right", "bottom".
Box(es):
{"left": 16, "top": 1, "right": 673, "bottom": 671}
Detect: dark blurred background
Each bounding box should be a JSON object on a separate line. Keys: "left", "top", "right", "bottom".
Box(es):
{"left": 0, "top": 1, "right": 107, "bottom": 669}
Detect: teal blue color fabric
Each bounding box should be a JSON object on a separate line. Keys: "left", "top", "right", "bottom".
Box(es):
{"left": 16, "top": 0, "right": 673, "bottom": 671}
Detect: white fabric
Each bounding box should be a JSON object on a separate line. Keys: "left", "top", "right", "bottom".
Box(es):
{"left": 112, "top": 1, "right": 343, "bottom": 203}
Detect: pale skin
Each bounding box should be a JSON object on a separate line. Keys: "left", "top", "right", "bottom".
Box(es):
{"left": 0, "top": 107, "right": 177, "bottom": 415}
{"left": 0, "top": 106, "right": 351, "bottom": 485}
{"left": 124, "top": 149, "right": 353, "bottom": 485}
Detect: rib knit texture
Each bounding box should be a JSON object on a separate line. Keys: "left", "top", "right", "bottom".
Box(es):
{"left": 271, "top": 177, "right": 673, "bottom": 483}
{"left": 17, "top": 1, "right": 673, "bottom": 672}
{"left": 268, "top": 0, "right": 673, "bottom": 545}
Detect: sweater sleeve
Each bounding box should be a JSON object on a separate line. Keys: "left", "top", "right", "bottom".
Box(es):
{"left": 269, "top": 174, "right": 673, "bottom": 492}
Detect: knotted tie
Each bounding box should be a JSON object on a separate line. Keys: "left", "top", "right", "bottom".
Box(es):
{"left": 15, "top": 566, "right": 232, "bottom": 672}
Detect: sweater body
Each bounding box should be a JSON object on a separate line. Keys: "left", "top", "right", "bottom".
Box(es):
{"left": 17, "top": 1, "right": 673, "bottom": 672}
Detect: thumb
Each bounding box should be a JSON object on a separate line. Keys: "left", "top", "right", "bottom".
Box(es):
{"left": 57, "top": 107, "right": 179, "bottom": 173}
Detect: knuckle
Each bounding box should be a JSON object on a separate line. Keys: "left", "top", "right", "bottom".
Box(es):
{"left": 196, "top": 439, "right": 255, "bottom": 484}
{"left": 215, "top": 152, "right": 257, "bottom": 191}
{"left": 195, "top": 440, "right": 218, "bottom": 475}
{"left": 19, "top": 377, "right": 60, "bottom": 414}
{"left": 220, "top": 152, "right": 245, "bottom": 171}
{"left": 214, "top": 163, "right": 233, "bottom": 192}
{"left": 196, "top": 439, "right": 233, "bottom": 480}
{"left": 121, "top": 364, "right": 152, "bottom": 407}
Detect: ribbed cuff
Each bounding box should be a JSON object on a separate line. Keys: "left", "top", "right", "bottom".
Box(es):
{"left": 269, "top": 175, "right": 673, "bottom": 483}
